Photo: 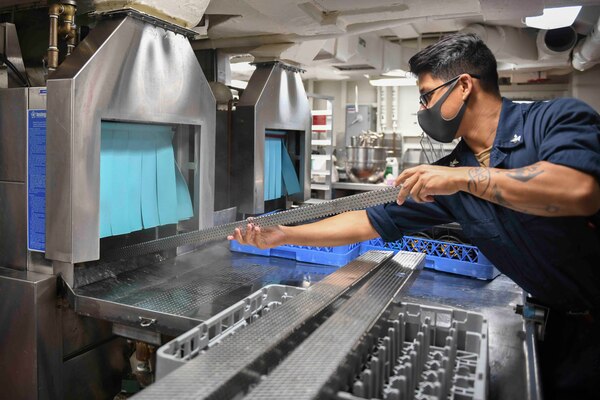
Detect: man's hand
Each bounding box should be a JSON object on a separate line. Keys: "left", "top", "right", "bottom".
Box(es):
{"left": 395, "top": 165, "right": 466, "bottom": 205}
{"left": 227, "top": 222, "right": 287, "bottom": 249}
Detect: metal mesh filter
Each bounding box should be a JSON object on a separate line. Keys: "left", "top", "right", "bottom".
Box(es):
{"left": 106, "top": 186, "right": 401, "bottom": 260}
{"left": 244, "top": 252, "right": 425, "bottom": 400}
{"left": 127, "top": 267, "right": 275, "bottom": 316}
{"left": 133, "top": 251, "right": 394, "bottom": 400}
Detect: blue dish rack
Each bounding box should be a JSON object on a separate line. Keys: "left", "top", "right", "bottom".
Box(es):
{"left": 230, "top": 240, "right": 362, "bottom": 267}
{"left": 230, "top": 236, "right": 500, "bottom": 280}
{"left": 360, "top": 236, "right": 500, "bottom": 280}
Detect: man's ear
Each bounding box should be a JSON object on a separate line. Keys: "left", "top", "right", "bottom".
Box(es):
{"left": 460, "top": 74, "right": 474, "bottom": 101}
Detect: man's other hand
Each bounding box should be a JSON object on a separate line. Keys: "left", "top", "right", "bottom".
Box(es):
{"left": 395, "top": 165, "right": 465, "bottom": 205}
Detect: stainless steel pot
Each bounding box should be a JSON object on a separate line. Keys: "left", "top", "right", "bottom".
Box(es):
{"left": 345, "top": 146, "right": 388, "bottom": 183}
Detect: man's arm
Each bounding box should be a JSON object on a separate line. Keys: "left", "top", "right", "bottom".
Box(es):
{"left": 396, "top": 161, "right": 600, "bottom": 216}
{"left": 228, "top": 210, "right": 380, "bottom": 249}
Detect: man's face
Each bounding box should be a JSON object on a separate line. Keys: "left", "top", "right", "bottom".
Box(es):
{"left": 417, "top": 72, "right": 467, "bottom": 121}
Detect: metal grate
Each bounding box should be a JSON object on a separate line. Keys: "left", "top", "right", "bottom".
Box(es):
{"left": 133, "top": 251, "right": 394, "bottom": 400}
{"left": 244, "top": 252, "right": 425, "bottom": 400}
{"left": 128, "top": 267, "right": 275, "bottom": 316}
{"left": 106, "top": 186, "right": 401, "bottom": 260}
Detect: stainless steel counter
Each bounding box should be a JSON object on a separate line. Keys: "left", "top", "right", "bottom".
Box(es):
{"left": 71, "top": 242, "right": 337, "bottom": 336}
{"left": 73, "top": 241, "right": 525, "bottom": 399}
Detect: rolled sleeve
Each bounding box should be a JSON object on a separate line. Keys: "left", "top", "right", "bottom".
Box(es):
{"left": 538, "top": 99, "right": 600, "bottom": 181}
{"left": 366, "top": 198, "right": 455, "bottom": 242}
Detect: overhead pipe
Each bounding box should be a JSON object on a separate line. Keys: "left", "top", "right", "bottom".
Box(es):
{"left": 61, "top": 2, "right": 77, "bottom": 57}
{"left": 461, "top": 24, "right": 538, "bottom": 61}
{"left": 462, "top": 23, "right": 577, "bottom": 70}
{"left": 47, "top": 0, "right": 77, "bottom": 72}
{"left": 47, "top": 3, "right": 61, "bottom": 71}
{"left": 192, "top": 13, "right": 479, "bottom": 50}
{"left": 537, "top": 26, "right": 577, "bottom": 61}
{"left": 573, "top": 17, "right": 600, "bottom": 71}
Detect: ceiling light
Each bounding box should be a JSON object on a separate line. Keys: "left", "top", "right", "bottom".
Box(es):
{"left": 369, "top": 77, "right": 416, "bottom": 87}
{"left": 229, "top": 61, "right": 256, "bottom": 73}
{"left": 230, "top": 79, "right": 248, "bottom": 89}
{"left": 524, "top": 6, "right": 582, "bottom": 30}
{"left": 382, "top": 69, "right": 410, "bottom": 77}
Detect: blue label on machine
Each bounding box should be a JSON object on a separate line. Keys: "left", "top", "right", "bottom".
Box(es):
{"left": 28, "top": 109, "right": 46, "bottom": 252}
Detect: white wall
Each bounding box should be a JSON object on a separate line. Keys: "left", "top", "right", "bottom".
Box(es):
{"left": 571, "top": 65, "right": 600, "bottom": 112}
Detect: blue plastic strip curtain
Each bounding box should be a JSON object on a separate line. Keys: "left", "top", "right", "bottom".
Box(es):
{"left": 99, "top": 122, "right": 193, "bottom": 238}
{"left": 265, "top": 136, "right": 272, "bottom": 201}
{"left": 264, "top": 130, "right": 301, "bottom": 201}
{"left": 140, "top": 130, "right": 160, "bottom": 228}
{"left": 155, "top": 128, "right": 178, "bottom": 225}
{"left": 175, "top": 162, "right": 193, "bottom": 220}
{"left": 281, "top": 144, "right": 301, "bottom": 195}
{"left": 109, "top": 128, "right": 131, "bottom": 235}
{"left": 99, "top": 130, "right": 114, "bottom": 237}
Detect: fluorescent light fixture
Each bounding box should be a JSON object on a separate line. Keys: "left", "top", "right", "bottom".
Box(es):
{"left": 382, "top": 68, "right": 410, "bottom": 77}
{"left": 524, "top": 6, "right": 581, "bottom": 30}
{"left": 229, "top": 61, "right": 256, "bottom": 73}
{"left": 369, "top": 77, "right": 416, "bottom": 87}
{"left": 230, "top": 79, "right": 248, "bottom": 89}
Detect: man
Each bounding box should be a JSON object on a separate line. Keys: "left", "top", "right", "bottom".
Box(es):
{"left": 229, "top": 33, "right": 600, "bottom": 398}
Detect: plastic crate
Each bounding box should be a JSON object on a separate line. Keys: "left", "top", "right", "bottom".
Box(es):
{"left": 361, "top": 236, "right": 500, "bottom": 280}
{"left": 155, "top": 284, "right": 306, "bottom": 380}
{"left": 230, "top": 240, "right": 362, "bottom": 267}
{"left": 340, "top": 302, "right": 489, "bottom": 400}
{"left": 157, "top": 297, "right": 489, "bottom": 400}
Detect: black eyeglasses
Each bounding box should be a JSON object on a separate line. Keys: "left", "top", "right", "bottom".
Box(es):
{"left": 418, "top": 74, "right": 481, "bottom": 107}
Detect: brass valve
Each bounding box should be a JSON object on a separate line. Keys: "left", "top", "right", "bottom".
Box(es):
{"left": 47, "top": 1, "right": 78, "bottom": 72}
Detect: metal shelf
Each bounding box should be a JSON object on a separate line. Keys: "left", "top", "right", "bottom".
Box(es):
{"left": 308, "top": 94, "right": 335, "bottom": 200}
{"left": 310, "top": 184, "right": 330, "bottom": 191}
{"left": 311, "top": 139, "right": 332, "bottom": 146}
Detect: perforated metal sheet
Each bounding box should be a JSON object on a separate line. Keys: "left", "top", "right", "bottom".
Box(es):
{"left": 127, "top": 267, "right": 274, "bottom": 316}
{"left": 133, "top": 251, "right": 393, "bottom": 400}
{"left": 245, "top": 251, "right": 425, "bottom": 400}
{"left": 107, "top": 186, "right": 401, "bottom": 260}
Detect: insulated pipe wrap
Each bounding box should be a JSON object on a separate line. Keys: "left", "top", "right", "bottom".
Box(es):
{"left": 573, "top": 17, "right": 600, "bottom": 71}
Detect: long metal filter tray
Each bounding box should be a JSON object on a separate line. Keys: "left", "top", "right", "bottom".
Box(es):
{"left": 134, "top": 251, "right": 425, "bottom": 400}
{"left": 105, "top": 186, "right": 401, "bottom": 260}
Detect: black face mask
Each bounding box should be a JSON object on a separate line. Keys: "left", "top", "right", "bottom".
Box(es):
{"left": 417, "top": 79, "right": 468, "bottom": 143}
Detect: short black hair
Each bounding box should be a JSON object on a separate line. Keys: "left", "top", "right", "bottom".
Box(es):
{"left": 408, "top": 33, "right": 500, "bottom": 96}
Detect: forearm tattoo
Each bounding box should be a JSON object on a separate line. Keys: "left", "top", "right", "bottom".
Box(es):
{"left": 467, "top": 168, "right": 491, "bottom": 196}
{"left": 467, "top": 166, "right": 560, "bottom": 214}
{"left": 506, "top": 165, "right": 544, "bottom": 182}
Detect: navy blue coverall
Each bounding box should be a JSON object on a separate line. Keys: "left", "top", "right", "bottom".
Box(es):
{"left": 367, "top": 98, "right": 600, "bottom": 398}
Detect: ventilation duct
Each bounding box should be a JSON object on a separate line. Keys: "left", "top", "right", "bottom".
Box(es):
{"left": 537, "top": 27, "right": 578, "bottom": 61}
{"left": 462, "top": 24, "right": 538, "bottom": 61}
{"left": 93, "top": 0, "right": 210, "bottom": 28}
{"left": 572, "top": 17, "right": 600, "bottom": 71}
{"left": 463, "top": 23, "right": 578, "bottom": 71}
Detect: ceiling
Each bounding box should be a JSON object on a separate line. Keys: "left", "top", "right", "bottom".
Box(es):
{"left": 195, "top": 0, "right": 600, "bottom": 80}
{"left": 1, "top": 0, "right": 599, "bottom": 81}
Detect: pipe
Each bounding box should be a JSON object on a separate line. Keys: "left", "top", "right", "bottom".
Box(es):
{"left": 48, "top": 3, "right": 62, "bottom": 71}
{"left": 521, "top": 292, "right": 544, "bottom": 400}
{"left": 461, "top": 24, "right": 538, "bottom": 61}
{"left": 62, "top": 6, "right": 77, "bottom": 56}
{"left": 134, "top": 341, "right": 154, "bottom": 388}
{"left": 573, "top": 17, "right": 600, "bottom": 71}
{"left": 537, "top": 27, "right": 577, "bottom": 61}
{"left": 193, "top": 13, "right": 477, "bottom": 50}
{"left": 47, "top": 1, "right": 77, "bottom": 71}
